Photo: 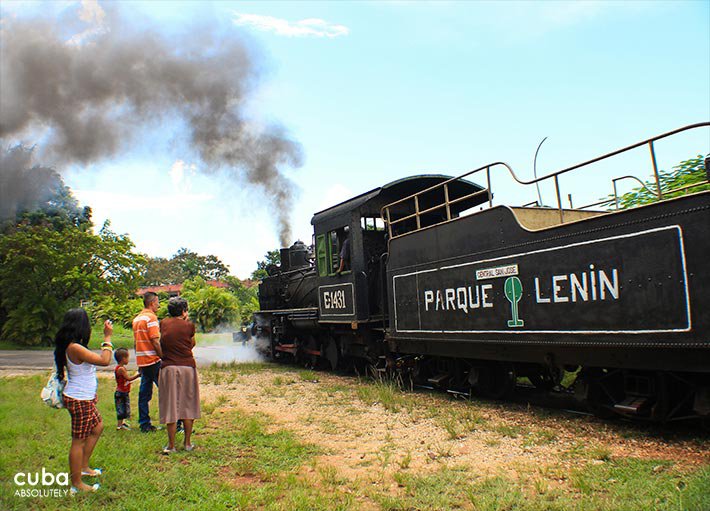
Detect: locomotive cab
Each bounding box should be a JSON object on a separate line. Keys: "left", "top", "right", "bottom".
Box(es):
{"left": 258, "top": 175, "right": 488, "bottom": 370}
{"left": 311, "top": 175, "right": 487, "bottom": 327}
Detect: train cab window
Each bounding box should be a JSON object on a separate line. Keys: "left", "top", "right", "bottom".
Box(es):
{"left": 329, "top": 231, "right": 340, "bottom": 271}
{"left": 316, "top": 227, "right": 350, "bottom": 276}
{"left": 361, "top": 216, "right": 387, "bottom": 266}
{"left": 316, "top": 234, "right": 328, "bottom": 277}
{"left": 361, "top": 217, "right": 385, "bottom": 231}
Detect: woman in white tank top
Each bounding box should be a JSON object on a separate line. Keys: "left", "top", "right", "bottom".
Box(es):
{"left": 53, "top": 309, "right": 114, "bottom": 493}
{"left": 63, "top": 354, "right": 98, "bottom": 400}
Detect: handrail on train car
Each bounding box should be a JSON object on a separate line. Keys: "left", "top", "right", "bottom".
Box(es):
{"left": 380, "top": 122, "right": 710, "bottom": 240}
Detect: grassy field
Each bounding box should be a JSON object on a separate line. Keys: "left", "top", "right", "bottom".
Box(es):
{"left": 1, "top": 364, "right": 708, "bottom": 510}
{"left": 88, "top": 325, "right": 232, "bottom": 349}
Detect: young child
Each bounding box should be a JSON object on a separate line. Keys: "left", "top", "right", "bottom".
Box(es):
{"left": 114, "top": 348, "right": 140, "bottom": 430}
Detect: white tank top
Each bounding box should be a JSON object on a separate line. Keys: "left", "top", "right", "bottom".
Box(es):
{"left": 63, "top": 351, "right": 98, "bottom": 400}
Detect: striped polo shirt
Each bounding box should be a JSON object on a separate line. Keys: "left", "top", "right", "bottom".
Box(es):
{"left": 132, "top": 308, "right": 160, "bottom": 367}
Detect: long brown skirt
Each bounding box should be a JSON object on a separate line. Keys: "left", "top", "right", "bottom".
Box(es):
{"left": 158, "top": 365, "right": 201, "bottom": 424}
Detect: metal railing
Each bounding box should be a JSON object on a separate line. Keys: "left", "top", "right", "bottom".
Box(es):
{"left": 381, "top": 122, "right": 709, "bottom": 240}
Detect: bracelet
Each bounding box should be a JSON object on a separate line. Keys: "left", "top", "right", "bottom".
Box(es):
{"left": 101, "top": 342, "right": 113, "bottom": 350}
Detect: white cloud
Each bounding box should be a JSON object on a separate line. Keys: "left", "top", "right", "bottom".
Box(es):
{"left": 232, "top": 12, "right": 349, "bottom": 38}
{"left": 77, "top": 0, "right": 105, "bottom": 25}
{"left": 169, "top": 159, "right": 197, "bottom": 192}
{"left": 67, "top": 0, "right": 108, "bottom": 45}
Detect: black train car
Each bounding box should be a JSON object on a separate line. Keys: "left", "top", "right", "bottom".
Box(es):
{"left": 256, "top": 176, "right": 483, "bottom": 368}
{"left": 385, "top": 188, "right": 709, "bottom": 420}
{"left": 256, "top": 123, "right": 710, "bottom": 422}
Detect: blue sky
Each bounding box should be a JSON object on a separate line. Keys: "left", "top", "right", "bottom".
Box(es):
{"left": 3, "top": 1, "right": 709, "bottom": 278}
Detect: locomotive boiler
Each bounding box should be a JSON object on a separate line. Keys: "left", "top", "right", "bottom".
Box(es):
{"left": 255, "top": 123, "right": 710, "bottom": 423}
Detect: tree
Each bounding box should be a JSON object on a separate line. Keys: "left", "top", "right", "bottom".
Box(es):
{"left": 0, "top": 221, "right": 145, "bottom": 345}
{"left": 613, "top": 155, "right": 709, "bottom": 209}
{"left": 174, "top": 248, "right": 230, "bottom": 281}
{"left": 224, "top": 276, "right": 259, "bottom": 324}
{"left": 239, "top": 296, "right": 260, "bottom": 325}
{"left": 0, "top": 145, "right": 90, "bottom": 230}
{"left": 251, "top": 249, "right": 280, "bottom": 280}
{"left": 141, "top": 256, "right": 185, "bottom": 286}
{"left": 88, "top": 295, "right": 144, "bottom": 330}
{"left": 12, "top": 185, "right": 92, "bottom": 233}
{"left": 140, "top": 248, "right": 230, "bottom": 285}
{"left": 224, "top": 275, "right": 257, "bottom": 302}
{"left": 181, "top": 277, "right": 240, "bottom": 332}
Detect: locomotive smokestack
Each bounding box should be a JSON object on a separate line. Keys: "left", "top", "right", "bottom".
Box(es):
{"left": 0, "top": 2, "right": 301, "bottom": 241}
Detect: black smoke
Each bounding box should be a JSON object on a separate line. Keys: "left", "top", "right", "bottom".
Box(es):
{"left": 0, "top": 4, "right": 302, "bottom": 244}
{"left": 0, "top": 145, "right": 64, "bottom": 221}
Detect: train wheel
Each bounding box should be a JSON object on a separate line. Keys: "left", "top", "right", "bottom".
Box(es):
{"left": 322, "top": 336, "right": 339, "bottom": 371}
{"left": 472, "top": 362, "right": 516, "bottom": 400}
{"left": 529, "top": 367, "right": 562, "bottom": 391}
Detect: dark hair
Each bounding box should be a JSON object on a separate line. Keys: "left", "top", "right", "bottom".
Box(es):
{"left": 143, "top": 292, "right": 159, "bottom": 307}
{"left": 167, "top": 297, "right": 188, "bottom": 317}
{"left": 53, "top": 308, "right": 91, "bottom": 381}
{"left": 114, "top": 348, "right": 129, "bottom": 363}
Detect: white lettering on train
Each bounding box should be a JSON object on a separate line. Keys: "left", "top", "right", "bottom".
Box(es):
{"left": 535, "top": 265, "right": 619, "bottom": 304}
{"left": 422, "top": 264, "right": 620, "bottom": 315}
{"left": 424, "top": 284, "right": 493, "bottom": 313}
{"left": 323, "top": 290, "right": 346, "bottom": 309}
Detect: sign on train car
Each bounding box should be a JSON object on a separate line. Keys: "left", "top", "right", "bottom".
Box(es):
{"left": 392, "top": 225, "right": 690, "bottom": 334}
{"left": 318, "top": 283, "right": 355, "bottom": 317}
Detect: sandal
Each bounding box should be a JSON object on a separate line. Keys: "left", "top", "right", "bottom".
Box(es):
{"left": 81, "top": 468, "right": 102, "bottom": 476}
{"left": 162, "top": 446, "right": 177, "bottom": 455}
{"left": 184, "top": 444, "right": 195, "bottom": 452}
{"left": 70, "top": 483, "right": 100, "bottom": 495}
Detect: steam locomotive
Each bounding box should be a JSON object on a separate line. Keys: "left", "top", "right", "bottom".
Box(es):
{"left": 255, "top": 124, "right": 710, "bottom": 423}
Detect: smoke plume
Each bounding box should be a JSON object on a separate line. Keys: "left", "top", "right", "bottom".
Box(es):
{"left": 0, "top": 3, "right": 302, "bottom": 244}
{"left": 0, "top": 145, "right": 64, "bottom": 221}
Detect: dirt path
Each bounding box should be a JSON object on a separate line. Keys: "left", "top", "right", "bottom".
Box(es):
{"left": 198, "top": 368, "right": 710, "bottom": 489}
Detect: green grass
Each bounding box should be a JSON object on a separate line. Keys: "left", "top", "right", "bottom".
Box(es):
{"left": 437, "top": 408, "right": 487, "bottom": 439}
{"left": 377, "top": 466, "right": 473, "bottom": 510}
{"left": 88, "top": 323, "right": 134, "bottom": 350}
{"left": 0, "top": 341, "right": 52, "bottom": 350}
{"left": 298, "top": 369, "right": 318, "bottom": 382}
{"left": 568, "top": 458, "right": 710, "bottom": 510}
{"left": 0, "top": 374, "right": 347, "bottom": 511}
{"left": 0, "top": 323, "right": 135, "bottom": 351}
{"left": 372, "top": 462, "right": 710, "bottom": 511}
{"left": 355, "top": 379, "right": 412, "bottom": 413}
{"left": 493, "top": 423, "right": 528, "bottom": 438}
{"left": 522, "top": 428, "right": 559, "bottom": 447}
{"left": 1, "top": 368, "right": 709, "bottom": 511}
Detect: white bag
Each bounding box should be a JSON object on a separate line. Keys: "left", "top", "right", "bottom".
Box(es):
{"left": 40, "top": 373, "right": 66, "bottom": 409}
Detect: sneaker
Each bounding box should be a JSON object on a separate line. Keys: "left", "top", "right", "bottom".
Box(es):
{"left": 176, "top": 423, "right": 184, "bottom": 433}
{"left": 141, "top": 425, "right": 158, "bottom": 433}
{"left": 117, "top": 424, "right": 130, "bottom": 430}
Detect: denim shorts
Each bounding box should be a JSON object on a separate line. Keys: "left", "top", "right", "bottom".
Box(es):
{"left": 114, "top": 391, "right": 131, "bottom": 420}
